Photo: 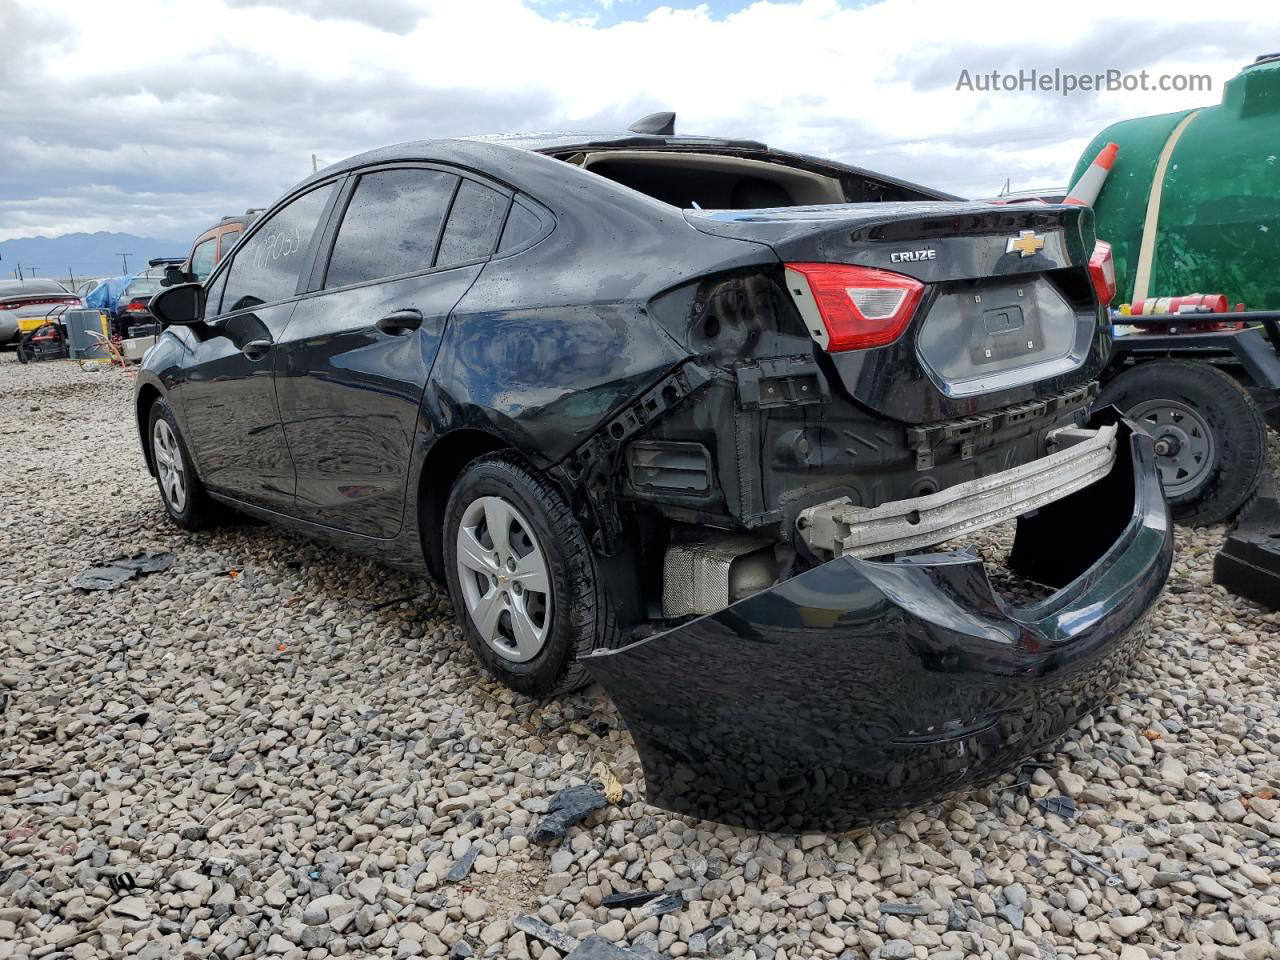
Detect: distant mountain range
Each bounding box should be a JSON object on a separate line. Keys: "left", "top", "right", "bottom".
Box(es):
{"left": 0, "top": 232, "right": 189, "bottom": 285}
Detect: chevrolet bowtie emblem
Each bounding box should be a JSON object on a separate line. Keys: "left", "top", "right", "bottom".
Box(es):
{"left": 1006, "top": 230, "right": 1045, "bottom": 258}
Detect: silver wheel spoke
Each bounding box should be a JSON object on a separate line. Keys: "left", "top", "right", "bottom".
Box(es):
{"left": 471, "top": 588, "right": 504, "bottom": 642}
{"left": 513, "top": 548, "right": 549, "bottom": 594}
{"left": 509, "top": 600, "right": 545, "bottom": 657}
{"left": 482, "top": 498, "right": 512, "bottom": 560}
{"left": 457, "top": 527, "right": 495, "bottom": 574}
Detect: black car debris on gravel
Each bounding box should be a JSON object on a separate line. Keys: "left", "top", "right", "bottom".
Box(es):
{"left": 136, "top": 115, "right": 1172, "bottom": 830}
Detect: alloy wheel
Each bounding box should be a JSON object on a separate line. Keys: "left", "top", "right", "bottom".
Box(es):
{"left": 455, "top": 495, "right": 552, "bottom": 663}
{"left": 152, "top": 418, "right": 189, "bottom": 513}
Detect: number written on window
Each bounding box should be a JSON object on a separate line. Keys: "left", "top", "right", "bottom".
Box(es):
{"left": 221, "top": 184, "right": 335, "bottom": 313}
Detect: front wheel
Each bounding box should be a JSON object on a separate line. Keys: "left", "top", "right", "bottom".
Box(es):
{"left": 442, "top": 452, "right": 618, "bottom": 697}
{"left": 1100, "top": 360, "right": 1268, "bottom": 526}
{"left": 147, "top": 398, "right": 219, "bottom": 530}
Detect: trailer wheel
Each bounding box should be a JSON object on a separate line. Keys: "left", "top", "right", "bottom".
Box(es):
{"left": 1100, "top": 360, "right": 1268, "bottom": 526}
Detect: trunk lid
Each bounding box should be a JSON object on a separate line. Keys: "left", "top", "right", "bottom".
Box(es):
{"left": 686, "top": 201, "right": 1108, "bottom": 422}
{"left": 2, "top": 294, "right": 82, "bottom": 319}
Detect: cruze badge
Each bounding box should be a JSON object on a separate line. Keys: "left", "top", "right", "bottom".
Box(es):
{"left": 890, "top": 249, "right": 936, "bottom": 263}
{"left": 1006, "top": 230, "right": 1046, "bottom": 258}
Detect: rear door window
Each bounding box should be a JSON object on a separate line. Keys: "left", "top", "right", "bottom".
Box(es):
{"left": 436, "top": 179, "right": 508, "bottom": 266}
{"left": 220, "top": 183, "right": 336, "bottom": 313}
{"left": 190, "top": 238, "right": 217, "bottom": 281}
{"left": 324, "top": 169, "right": 458, "bottom": 289}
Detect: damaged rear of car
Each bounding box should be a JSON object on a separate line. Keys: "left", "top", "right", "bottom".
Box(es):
{"left": 501, "top": 133, "right": 1173, "bottom": 829}
{"left": 137, "top": 125, "right": 1171, "bottom": 830}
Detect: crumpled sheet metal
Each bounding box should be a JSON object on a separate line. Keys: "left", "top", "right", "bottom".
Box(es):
{"left": 70, "top": 552, "right": 173, "bottom": 591}
{"left": 584, "top": 415, "right": 1172, "bottom": 832}
{"left": 531, "top": 784, "right": 608, "bottom": 844}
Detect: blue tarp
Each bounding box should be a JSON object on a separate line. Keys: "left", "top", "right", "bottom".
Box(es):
{"left": 85, "top": 275, "right": 133, "bottom": 316}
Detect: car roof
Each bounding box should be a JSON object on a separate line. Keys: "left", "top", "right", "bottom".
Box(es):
{"left": 0, "top": 278, "right": 68, "bottom": 294}
{"left": 290, "top": 131, "right": 958, "bottom": 203}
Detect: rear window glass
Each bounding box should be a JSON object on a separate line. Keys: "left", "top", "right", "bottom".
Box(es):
{"left": 126, "top": 278, "right": 161, "bottom": 296}
{"left": 498, "top": 201, "right": 543, "bottom": 254}
{"left": 0, "top": 279, "right": 68, "bottom": 296}
{"left": 436, "top": 180, "right": 508, "bottom": 266}
{"left": 325, "top": 169, "right": 457, "bottom": 288}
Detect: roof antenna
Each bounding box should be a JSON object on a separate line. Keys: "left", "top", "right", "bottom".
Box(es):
{"left": 628, "top": 112, "right": 676, "bottom": 136}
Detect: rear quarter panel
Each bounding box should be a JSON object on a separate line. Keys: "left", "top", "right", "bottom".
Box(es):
{"left": 421, "top": 145, "right": 778, "bottom": 467}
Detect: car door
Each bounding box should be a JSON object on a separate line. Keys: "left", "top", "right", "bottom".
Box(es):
{"left": 275, "top": 165, "right": 511, "bottom": 538}
{"left": 189, "top": 235, "right": 217, "bottom": 282}
{"left": 178, "top": 181, "right": 341, "bottom": 511}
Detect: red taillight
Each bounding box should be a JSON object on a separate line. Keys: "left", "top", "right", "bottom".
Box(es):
{"left": 785, "top": 262, "right": 924, "bottom": 352}
{"left": 0, "top": 296, "right": 78, "bottom": 310}
{"left": 1088, "top": 240, "right": 1116, "bottom": 306}
{"left": 125, "top": 298, "right": 150, "bottom": 313}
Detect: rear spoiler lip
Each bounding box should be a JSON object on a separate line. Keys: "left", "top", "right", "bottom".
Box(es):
{"left": 682, "top": 198, "right": 1079, "bottom": 225}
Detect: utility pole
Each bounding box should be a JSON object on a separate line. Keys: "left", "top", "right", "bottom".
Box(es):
{"left": 116, "top": 252, "right": 132, "bottom": 274}
{"left": 69, "top": 266, "right": 77, "bottom": 290}
{"left": 312, "top": 153, "right": 318, "bottom": 174}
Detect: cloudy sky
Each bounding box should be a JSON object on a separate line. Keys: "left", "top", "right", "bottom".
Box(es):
{"left": 2, "top": 0, "right": 1275, "bottom": 243}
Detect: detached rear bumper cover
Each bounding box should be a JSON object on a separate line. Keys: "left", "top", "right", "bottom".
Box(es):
{"left": 585, "top": 410, "right": 1171, "bottom": 831}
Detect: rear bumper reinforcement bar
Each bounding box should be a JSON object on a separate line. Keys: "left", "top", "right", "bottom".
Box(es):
{"left": 798, "top": 421, "right": 1118, "bottom": 559}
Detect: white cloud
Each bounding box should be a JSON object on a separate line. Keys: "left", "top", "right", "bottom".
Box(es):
{"left": 2, "top": 0, "right": 1276, "bottom": 241}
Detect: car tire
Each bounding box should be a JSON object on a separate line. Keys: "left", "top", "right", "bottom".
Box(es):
{"left": 1100, "top": 359, "right": 1268, "bottom": 526}
{"left": 147, "top": 397, "right": 220, "bottom": 530}
{"left": 442, "top": 452, "right": 618, "bottom": 697}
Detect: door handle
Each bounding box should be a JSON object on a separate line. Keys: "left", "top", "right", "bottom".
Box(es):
{"left": 376, "top": 309, "right": 424, "bottom": 335}
{"left": 242, "top": 337, "right": 272, "bottom": 360}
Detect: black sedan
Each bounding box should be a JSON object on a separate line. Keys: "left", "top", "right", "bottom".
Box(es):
{"left": 138, "top": 117, "right": 1171, "bottom": 830}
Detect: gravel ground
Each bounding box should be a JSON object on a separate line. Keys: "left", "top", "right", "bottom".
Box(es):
{"left": 2, "top": 357, "right": 1279, "bottom": 960}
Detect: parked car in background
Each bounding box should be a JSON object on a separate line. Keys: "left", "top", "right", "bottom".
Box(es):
{"left": 136, "top": 119, "right": 1172, "bottom": 830}
{"left": 181, "top": 209, "right": 263, "bottom": 282}
{"left": 0, "top": 278, "right": 81, "bottom": 346}
{"left": 76, "top": 277, "right": 107, "bottom": 299}
{"left": 112, "top": 274, "right": 164, "bottom": 338}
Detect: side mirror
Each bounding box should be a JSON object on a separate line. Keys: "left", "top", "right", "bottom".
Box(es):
{"left": 149, "top": 283, "right": 206, "bottom": 326}
{"left": 162, "top": 265, "right": 197, "bottom": 287}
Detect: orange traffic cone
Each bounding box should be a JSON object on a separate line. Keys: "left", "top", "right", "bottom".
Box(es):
{"left": 1064, "top": 142, "right": 1118, "bottom": 207}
